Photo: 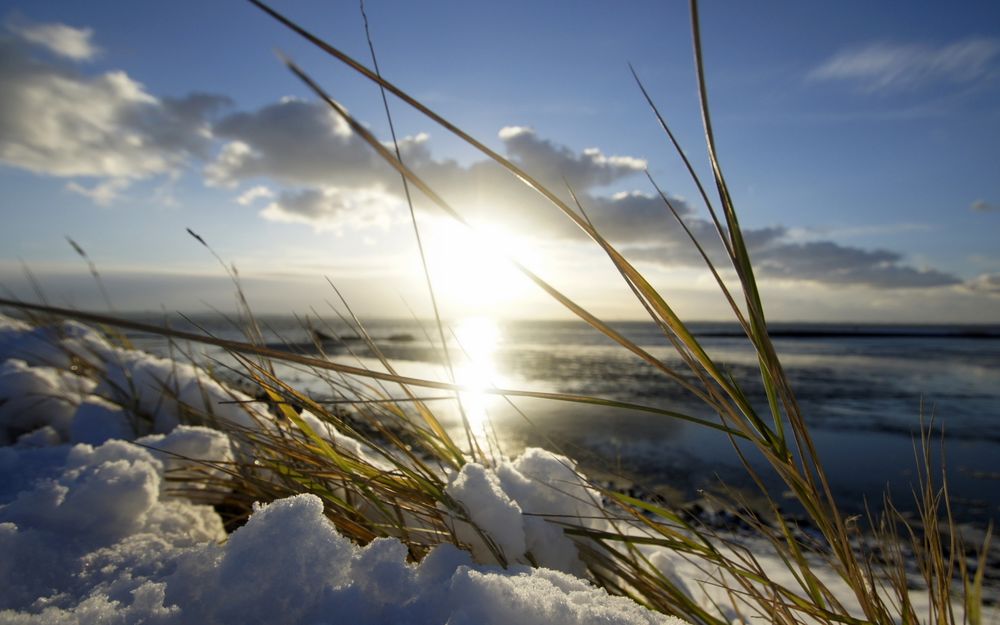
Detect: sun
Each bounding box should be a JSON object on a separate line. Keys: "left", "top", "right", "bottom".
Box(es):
{"left": 422, "top": 217, "right": 537, "bottom": 313}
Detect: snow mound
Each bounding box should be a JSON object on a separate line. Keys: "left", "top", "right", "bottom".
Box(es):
{"left": 137, "top": 425, "right": 234, "bottom": 500}
{"left": 443, "top": 448, "right": 604, "bottom": 575}
{"left": 0, "top": 359, "right": 95, "bottom": 443}
{"left": 0, "top": 438, "right": 224, "bottom": 614}
{"left": 0, "top": 441, "right": 677, "bottom": 624}
{"left": 0, "top": 313, "right": 267, "bottom": 446}
{"left": 446, "top": 461, "right": 527, "bottom": 563}
{"left": 70, "top": 396, "right": 135, "bottom": 445}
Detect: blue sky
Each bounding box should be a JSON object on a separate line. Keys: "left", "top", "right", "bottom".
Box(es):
{"left": 0, "top": 0, "right": 998, "bottom": 321}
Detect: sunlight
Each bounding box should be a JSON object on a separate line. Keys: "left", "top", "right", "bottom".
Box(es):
{"left": 424, "top": 217, "right": 537, "bottom": 313}
{"left": 452, "top": 316, "right": 505, "bottom": 441}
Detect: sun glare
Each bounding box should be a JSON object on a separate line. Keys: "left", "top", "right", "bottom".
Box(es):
{"left": 425, "top": 218, "right": 537, "bottom": 313}
{"left": 452, "top": 316, "right": 505, "bottom": 440}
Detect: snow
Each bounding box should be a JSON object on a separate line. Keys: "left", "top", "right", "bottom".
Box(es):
{"left": 70, "top": 396, "right": 135, "bottom": 445}
{"left": 0, "top": 313, "right": 680, "bottom": 624}
{"left": 0, "top": 439, "right": 224, "bottom": 614}
{"left": 0, "top": 445, "right": 675, "bottom": 624}
{"left": 298, "top": 409, "right": 387, "bottom": 467}
{"left": 498, "top": 448, "right": 606, "bottom": 575}
{"left": 445, "top": 462, "right": 528, "bottom": 564}
{"left": 0, "top": 315, "right": 267, "bottom": 446}
{"left": 137, "top": 425, "right": 234, "bottom": 499}
{"left": 0, "top": 359, "right": 94, "bottom": 443}
{"left": 442, "top": 448, "right": 606, "bottom": 576}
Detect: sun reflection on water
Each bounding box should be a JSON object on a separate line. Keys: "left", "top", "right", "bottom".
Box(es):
{"left": 453, "top": 316, "right": 504, "bottom": 443}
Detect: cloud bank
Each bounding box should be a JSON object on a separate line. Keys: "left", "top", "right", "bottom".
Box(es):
{"left": 201, "top": 96, "right": 968, "bottom": 289}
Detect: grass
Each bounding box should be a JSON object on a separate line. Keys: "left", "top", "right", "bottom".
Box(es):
{"left": 0, "top": 1, "right": 992, "bottom": 623}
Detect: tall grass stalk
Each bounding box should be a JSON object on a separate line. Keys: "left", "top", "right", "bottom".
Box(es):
{"left": 1, "top": 1, "right": 991, "bottom": 623}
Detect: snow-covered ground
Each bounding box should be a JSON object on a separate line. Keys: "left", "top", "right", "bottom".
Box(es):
{"left": 0, "top": 313, "right": 683, "bottom": 624}
{"left": 0, "top": 312, "right": 992, "bottom": 624}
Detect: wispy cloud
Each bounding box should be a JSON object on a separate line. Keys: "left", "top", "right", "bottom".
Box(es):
{"left": 66, "top": 178, "right": 130, "bottom": 206}
{"left": 623, "top": 231, "right": 961, "bottom": 290}
{"left": 971, "top": 199, "right": 999, "bottom": 212}
{"left": 752, "top": 240, "right": 960, "bottom": 289}
{"left": 6, "top": 16, "right": 98, "bottom": 61}
{"left": 235, "top": 185, "right": 274, "bottom": 206}
{"left": 788, "top": 223, "right": 931, "bottom": 240}
{"left": 810, "top": 37, "right": 1000, "bottom": 91}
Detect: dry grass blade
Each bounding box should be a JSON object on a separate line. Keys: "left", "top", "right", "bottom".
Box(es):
{"left": 65, "top": 236, "right": 116, "bottom": 312}
{"left": 325, "top": 279, "right": 464, "bottom": 465}
{"left": 627, "top": 64, "right": 734, "bottom": 265}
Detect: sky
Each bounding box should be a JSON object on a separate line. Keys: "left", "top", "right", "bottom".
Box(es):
{"left": 0, "top": 0, "right": 998, "bottom": 322}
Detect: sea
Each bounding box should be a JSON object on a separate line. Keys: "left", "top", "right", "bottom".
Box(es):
{"left": 126, "top": 315, "right": 1000, "bottom": 528}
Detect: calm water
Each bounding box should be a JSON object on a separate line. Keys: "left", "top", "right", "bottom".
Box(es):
{"left": 127, "top": 315, "right": 1000, "bottom": 527}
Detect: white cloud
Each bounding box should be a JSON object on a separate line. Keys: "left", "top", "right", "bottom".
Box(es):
{"left": 498, "top": 126, "right": 530, "bottom": 140}
{"left": 810, "top": 37, "right": 1000, "bottom": 91}
{"left": 203, "top": 97, "right": 961, "bottom": 289}
{"left": 971, "top": 199, "right": 998, "bottom": 212}
{"left": 382, "top": 131, "right": 429, "bottom": 152}
{"left": 499, "top": 126, "right": 646, "bottom": 189}
{"left": 967, "top": 273, "right": 1000, "bottom": 295}
{"left": 7, "top": 18, "right": 98, "bottom": 61}
{"left": 0, "top": 64, "right": 159, "bottom": 177}
{"left": 205, "top": 99, "right": 376, "bottom": 189}
{"left": 260, "top": 186, "right": 402, "bottom": 233}
{"left": 235, "top": 185, "right": 274, "bottom": 206}
{"left": 205, "top": 141, "right": 254, "bottom": 188}
{"left": 0, "top": 28, "right": 229, "bottom": 203}
{"left": 66, "top": 178, "right": 131, "bottom": 206}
